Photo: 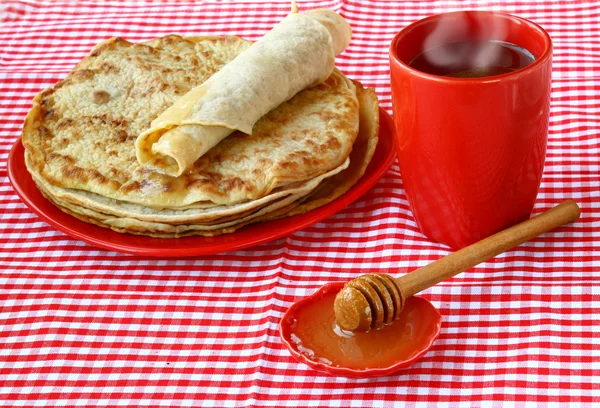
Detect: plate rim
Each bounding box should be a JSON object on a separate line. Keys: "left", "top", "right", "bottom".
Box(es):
{"left": 7, "top": 107, "right": 397, "bottom": 257}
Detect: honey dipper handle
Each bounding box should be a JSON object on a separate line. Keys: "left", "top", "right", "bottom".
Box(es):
{"left": 398, "top": 200, "right": 581, "bottom": 298}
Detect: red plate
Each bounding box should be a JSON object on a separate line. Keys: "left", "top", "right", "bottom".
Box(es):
{"left": 7, "top": 108, "right": 396, "bottom": 257}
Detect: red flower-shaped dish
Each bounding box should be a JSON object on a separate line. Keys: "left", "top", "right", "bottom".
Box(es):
{"left": 279, "top": 282, "right": 442, "bottom": 378}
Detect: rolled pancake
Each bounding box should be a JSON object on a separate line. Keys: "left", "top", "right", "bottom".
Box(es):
{"left": 136, "top": 8, "right": 352, "bottom": 176}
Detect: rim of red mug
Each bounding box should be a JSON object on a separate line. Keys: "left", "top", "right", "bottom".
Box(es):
{"left": 389, "top": 10, "right": 553, "bottom": 83}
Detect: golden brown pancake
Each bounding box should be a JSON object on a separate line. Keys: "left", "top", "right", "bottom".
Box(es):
{"left": 21, "top": 35, "right": 378, "bottom": 237}
{"left": 23, "top": 36, "right": 359, "bottom": 208}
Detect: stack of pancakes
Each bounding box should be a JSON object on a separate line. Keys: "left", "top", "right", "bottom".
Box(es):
{"left": 22, "top": 35, "right": 378, "bottom": 238}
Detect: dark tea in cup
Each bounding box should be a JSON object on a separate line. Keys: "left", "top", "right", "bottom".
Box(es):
{"left": 408, "top": 40, "right": 535, "bottom": 78}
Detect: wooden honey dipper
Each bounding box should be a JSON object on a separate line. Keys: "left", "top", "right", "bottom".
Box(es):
{"left": 334, "top": 200, "right": 581, "bottom": 332}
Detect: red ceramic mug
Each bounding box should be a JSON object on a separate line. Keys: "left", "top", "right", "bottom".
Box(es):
{"left": 390, "top": 11, "right": 552, "bottom": 249}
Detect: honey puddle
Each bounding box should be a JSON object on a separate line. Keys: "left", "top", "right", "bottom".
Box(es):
{"left": 289, "top": 292, "right": 440, "bottom": 370}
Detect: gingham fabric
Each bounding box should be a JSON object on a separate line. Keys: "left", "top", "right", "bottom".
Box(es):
{"left": 1, "top": 1, "right": 599, "bottom": 406}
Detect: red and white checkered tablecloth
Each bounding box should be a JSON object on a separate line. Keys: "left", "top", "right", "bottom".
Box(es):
{"left": 1, "top": 0, "right": 599, "bottom": 406}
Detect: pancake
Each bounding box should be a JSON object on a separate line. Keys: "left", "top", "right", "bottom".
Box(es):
{"left": 21, "top": 30, "right": 379, "bottom": 238}
{"left": 25, "top": 83, "right": 379, "bottom": 238}
{"left": 34, "top": 177, "right": 314, "bottom": 235}
{"left": 27, "top": 156, "right": 350, "bottom": 224}
{"left": 22, "top": 35, "right": 360, "bottom": 208}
